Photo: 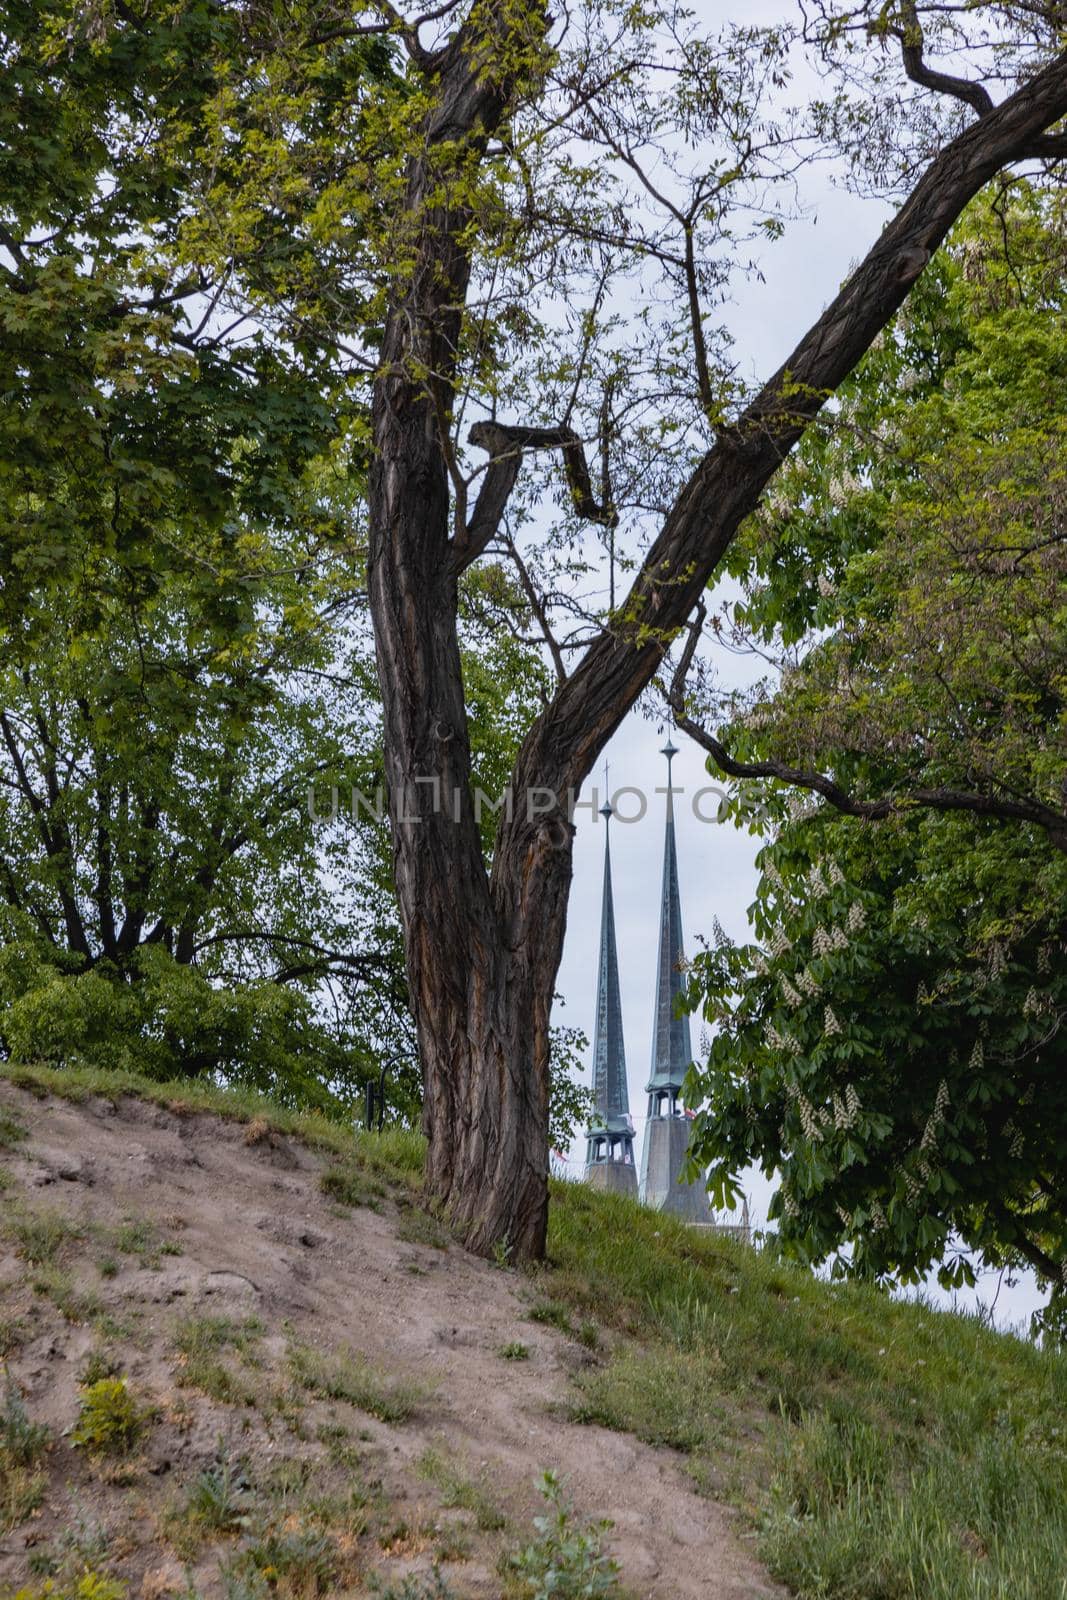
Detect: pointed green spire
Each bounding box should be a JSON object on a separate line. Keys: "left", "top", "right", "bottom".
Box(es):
{"left": 647, "top": 739, "right": 693, "bottom": 1092}
{"left": 584, "top": 798, "right": 637, "bottom": 1192}
{"left": 639, "top": 739, "right": 709, "bottom": 1221}
{"left": 591, "top": 801, "right": 630, "bottom": 1125}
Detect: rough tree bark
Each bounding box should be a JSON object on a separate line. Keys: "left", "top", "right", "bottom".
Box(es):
{"left": 366, "top": 5, "right": 1067, "bottom": 1259}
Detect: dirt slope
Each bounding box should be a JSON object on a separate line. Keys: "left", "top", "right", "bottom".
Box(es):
{"left": 0, "top": 1079, "right": 782, "bottom": 1599}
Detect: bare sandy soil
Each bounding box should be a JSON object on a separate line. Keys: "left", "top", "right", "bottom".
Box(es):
{"left": 0, "top": 1080, "right": 782, "bottom": 1599}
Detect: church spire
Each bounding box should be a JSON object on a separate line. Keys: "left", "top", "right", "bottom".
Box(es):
{"left": 648, "top": 739, "right": 693, "bottom": 1093}
{"left": 583, "top": 797, "right": 637, "bottom": 1194}
{"left": 638, "top": 739, "right": 710, "bottom": 1220}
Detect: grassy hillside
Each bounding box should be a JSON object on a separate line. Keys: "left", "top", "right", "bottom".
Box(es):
{"left": 3, "top": 1064, "right": 1066, "bottom": 1600}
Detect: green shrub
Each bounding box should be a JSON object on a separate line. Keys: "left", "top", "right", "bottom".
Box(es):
{"left": 4, "top": 1572, "right": 126, "bottom": 1600}
{"left": 189, "top": 1447, "right": 256, "bottom": 1533}
{"left": 71, "top": 1379, "right": 143, "bottom": 1456}
{"left": 0, "top": 939, "right": 374, "bottom": 1116}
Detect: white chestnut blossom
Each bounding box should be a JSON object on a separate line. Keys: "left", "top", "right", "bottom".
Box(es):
{"left": 781, "top": 976, "right": 803, "bottom": 1009}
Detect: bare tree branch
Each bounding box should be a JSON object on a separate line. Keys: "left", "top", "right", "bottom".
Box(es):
{"left": 666, "top": 607, "right": 1067, "bottom": 851}
{"left": 895, "top": 1, "right": 994, "bottom": 117}
{"left": 453, "top": 420, "right": 617, "bottom": 574}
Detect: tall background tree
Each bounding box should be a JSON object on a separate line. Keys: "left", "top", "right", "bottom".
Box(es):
{"left": 679, "top": 186, "right": 1067, "bottom": 1333}
{"left": 0, "top": 0, "right": 588, "bottom": 1133}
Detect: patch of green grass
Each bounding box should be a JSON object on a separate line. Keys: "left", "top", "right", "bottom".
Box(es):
{"left": 8, "top": 1208, "right": 78, "bottom": 1265}
{"left": 289, "top": 1342, "right": 430, "bottom": 1424}
{"left": 78, "top": 1349, "right": 121, "bottom": 1387}
{"left": 173, "top": 1314, "right": 263, "bottom": 1404}
{"left": 1, "top": 1463, "right": 46, "bottom": 1535}
{"left": 29, "top": 1264, "right": 103, "bottom": 1325}
{"left": 0, "top": 1388, "right": 48, "bottom": 1536}
{"left": 367, "top": 1572, "right": 457, "bottom": 1600}
{"left": 231, "top": 1522, "right": 340, "bottom": 1595}
{"left": 417, "top": 1447, "right": 507, "bottom": 1531}
{"left": 0, "top": 1109, "right": 27, "bottom": 1150}
{"left": 498, "top": 1341, "right": 530, "bottom": 1361}
{"left": 761, "top": 1412, "right": 1067, "bottom": 1600}
{"left": 396, "top": 1204, "right": 451, "bottom": 1249}
{"left": 526, "top": 1299, "right": 574, "bottom": 1334}
{"left": 1, "top": 1378, "right": 50, "bottom": 1469}
{"left": 320, "top": 1163, "right": 385, "bottom": 1210}
{"left": 571, "top": 1345, "right": 722, "bottom": 1452}
{"left": 112, "top": 1215, "right": 182, "bottom": 1268}
{"left": 435, "top": 1527, "right": 473, "bottom": 1563}
{"left": 0, "top": 1315, "right": 28, "bottom": 1357}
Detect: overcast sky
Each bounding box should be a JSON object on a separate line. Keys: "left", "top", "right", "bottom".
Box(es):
{"left": 549, "top": 34, "right": 1046, "bottom": 1334}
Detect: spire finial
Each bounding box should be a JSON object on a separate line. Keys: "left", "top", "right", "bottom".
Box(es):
{"left": 600, "top": 759, "right": 613, "bottom": 820}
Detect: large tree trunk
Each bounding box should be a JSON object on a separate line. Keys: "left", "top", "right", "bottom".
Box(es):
{"left": 368, "top": 371, "right": 572, "bottom": 1257}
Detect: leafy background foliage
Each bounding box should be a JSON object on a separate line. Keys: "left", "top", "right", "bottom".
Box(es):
{"left": 685, "top": 187, "right": 1067, "bottom": 1334}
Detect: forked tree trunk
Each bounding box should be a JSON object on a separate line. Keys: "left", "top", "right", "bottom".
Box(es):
{"left": 364, "top": 12, "right": 1067, "bottom": 1261}
{"left": 367, "top": 421, "right": 574, "bottom": 1256}
{"left": 367, "top": 191, "right": 574, "bottom": 1254}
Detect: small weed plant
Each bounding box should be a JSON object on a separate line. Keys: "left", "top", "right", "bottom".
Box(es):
{"left": 507, "top": 1471, "right": 621, "bottom": 1600}
{"left": 1, "top": 1377, "right": 50, "bottom": 1466}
